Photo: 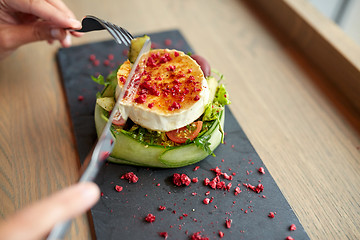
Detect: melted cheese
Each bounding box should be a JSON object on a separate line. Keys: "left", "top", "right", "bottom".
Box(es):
{"left": 116, "top": 49, "right": 209, "bottom": 132}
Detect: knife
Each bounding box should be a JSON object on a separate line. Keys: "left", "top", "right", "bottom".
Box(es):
{"left": 47, "top": 38, "right": 151, "bottom": 240}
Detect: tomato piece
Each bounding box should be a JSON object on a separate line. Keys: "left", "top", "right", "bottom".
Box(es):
{"left": 166, "top": 121, "right": 203, "bottom": 144}
{"left": 112, "top": 110, "right": 126, "bottom": 126}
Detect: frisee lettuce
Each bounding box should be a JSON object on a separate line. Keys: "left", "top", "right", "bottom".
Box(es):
{"left": 194, "top": 135, "right": 215, "bottom": 156}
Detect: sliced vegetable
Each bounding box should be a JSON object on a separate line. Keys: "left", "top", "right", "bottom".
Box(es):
{"left": 112, "top": 110, "right": 126, "bottom": 126}
{"left": 96, "top": 97, "right": 115, "bottom": 111}
{"left": 128, "top": 35, "right": 150, "bottom": 63}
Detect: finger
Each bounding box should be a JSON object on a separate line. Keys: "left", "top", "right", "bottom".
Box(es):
{"left": 59, "top": 32, "right": 71, "bottom": 48}
{"left": 3, "top": 21, "right": 69, "bottom": 50}
{"left": 70, "top": 31, "right": 84, "bottom": 38}
{"left": 45, "top": 0, "right": 77, "bottom": 19}
{"left": 6, "top": 0, "right": 81, "bottom": 29}
{"left": 0, "top": 182, "right": 100, "bottom": 240}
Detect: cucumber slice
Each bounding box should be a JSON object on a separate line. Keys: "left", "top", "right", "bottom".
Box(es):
{"left": 101, "top": 79, "right": 117, "bottom": 97}
{"left": 94, "top": 104, "right": 225, "bottom": 168}
{"left": 95, "top": 104, "right": 169, "bottom": 168}
{"left": 96, "top": 97, "right": 115, "bottom": 111}
{"left": 159, "top": 110, "right": 225, "bottom": 167}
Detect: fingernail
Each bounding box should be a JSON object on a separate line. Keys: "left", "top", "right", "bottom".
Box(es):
{"left": 50, "top": 28, "right": 62, "bottom": 39}
{"left": 63, "top": 34, "right": 72, "bottom": 47}
{"left": 69, "top": 18, "right": 82, "bottom": 29}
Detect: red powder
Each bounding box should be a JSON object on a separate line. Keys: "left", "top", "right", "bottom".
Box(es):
{"left": 93, "top": 59, "right": 100, "bottom": 66}
{"left": 173, "top": 173, "right": 191, "bottom": 186}
{"left": 77, "top": 95, "right": 84, "bottom": 101}
{"left": 268, "top": 212, "right": 275, "bottom": 218}
{"left": 145, "top": 213, "right": 156, "bottom": 223}
{"left": 243, "top": 183, "right": 264, "bottom": 193}
{"left": 159, "top": 232, "right": 168, "bottom": 239}
{"left": 191, "top": 231, "right": 209, "bottom": 240}
{"left": 164, "top": 39, "right": 172, "bottom": 46}
{"left": 203, "top": 198, "right": 210, "bottom": 205}
{"left": 108, "top": 54, "right": 114, "bottom": 60}
{"left": 258, "top": 167, "right": 265, "bottom": 174}
{"left": 121, "top": 172, "right": 139, "bottom": 183}
{"left": 234, "top": 186, "right": 241, "bottom": 196}
{"left": 114, "top": 185, "right": 123, "bottom": 192}
{"left": 225, "top": 219, "right": 232, "bottom": 229}
{"left": 290, "top": 224, "right": 296, "bottom": 231}
{"left": 89, "top": 54, "right": 96, "bottom": 61}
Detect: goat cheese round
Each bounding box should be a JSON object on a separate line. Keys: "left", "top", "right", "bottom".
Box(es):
{"left": 116, "top": 49, "right": 209, "bottom": 132}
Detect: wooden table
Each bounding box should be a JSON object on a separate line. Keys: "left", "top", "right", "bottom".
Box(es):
{"left": 0, "top": 0, "right": 359, "bottom": 239}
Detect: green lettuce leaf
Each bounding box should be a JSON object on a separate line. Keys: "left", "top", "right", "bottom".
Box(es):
{"left": 194, "top": 134, "right": 215, "bottom": 156}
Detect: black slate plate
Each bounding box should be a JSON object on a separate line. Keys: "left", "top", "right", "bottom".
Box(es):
{"left": 57, "top": 30, "right": 309, "bottom": 240}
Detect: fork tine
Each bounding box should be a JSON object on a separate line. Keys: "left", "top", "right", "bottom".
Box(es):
{"left": 103, "top": 22, "right": 124, "bottom": 45}
{"left": 118, "top": 27, "right": 133, "bottom": 45}
{"left": 108, "top": 22, "right": 129, "bottom": 46}
{"left": 113, "top": 25, "right": 132, "bottom": 46}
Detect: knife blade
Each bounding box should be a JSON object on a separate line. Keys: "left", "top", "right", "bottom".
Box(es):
{"left": 47, "top": 38, "right": 151, "bottom": 240}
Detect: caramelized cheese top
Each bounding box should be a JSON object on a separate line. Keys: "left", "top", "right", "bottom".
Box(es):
{"left": 117, "top": 49, "right": 205, "bottom": 114}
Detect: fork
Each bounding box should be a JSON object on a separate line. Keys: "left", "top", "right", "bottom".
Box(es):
{"left": 76, "top": 15, "right": 134, "bottom": 45}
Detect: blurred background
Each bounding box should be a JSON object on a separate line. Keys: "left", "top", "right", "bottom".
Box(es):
{"left": 309, "top": 0, "right": 360, "bottom": 45}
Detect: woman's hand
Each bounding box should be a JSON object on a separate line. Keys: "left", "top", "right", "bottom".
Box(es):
{"left": 0, "top": 0, "right": 82, "bottom": 59}
{"left": 0, "top": 182, "right": 100, "bottom": 240}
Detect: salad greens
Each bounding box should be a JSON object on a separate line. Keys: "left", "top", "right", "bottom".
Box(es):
{"left": 94, "top": 67, "right": 230, "bottom": 155}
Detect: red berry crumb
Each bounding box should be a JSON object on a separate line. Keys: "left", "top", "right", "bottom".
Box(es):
{"left": 145, "top": 213, "right": 156, "bottom": 223}
{"left": 89, "top": 54, "right": 96, "bottom": 61}
{"left": 192, "top": 177, "right": 199, "bottom": 183}
{"left": 219, "top": 230, "right": 224, "bottom": 238}
{"left": 286, "top": 237, "right": 294, "bottom": 240}
{"left": 203, "top": 198, "right": 210, "bottom": 205}
{"left": 114, "top": 185, "right": 123, "bottom": 192}
{"left": 268, "top": 212, "right": 275, "bottom": 218}
{"left": 290, "top": 224, "right": 296, "bottom": 231}
{"left": 258, "top": 167, "right": 265, "bottom": 174}
{"left": 93, "top": 59, "right": 100, "bottom": 66}
{"left": 164, "top": 39, "right": 172, "bottom": 46}
{"left": 173, "top": 173, "right": 191, "bottom": 186}
{"left": 225, "top": 219, "right": 232, "bottom": 229}
{"left": 234, "top": 186, "right": 241, "bottom": 196}
{"left": 191, "top": 231, "right": 209, "bottom": 240}
{"left": 121, "top": 172, "right": 139, "bottom": 183}
{"left": 193, "top": 166, "right": 200, "bottom": 171}
{"left": 108, "top": 54, "right": 114, "bottom": 60}
{"left": 159, "top": 232, "right": 168, "bottom": 239}
{"left": 159, "top": 205, "right": 166, "bottom": 211}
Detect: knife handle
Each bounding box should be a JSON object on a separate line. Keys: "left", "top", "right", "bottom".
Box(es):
{"left": 46, "top": 220, "right": 72, "bottom": 240}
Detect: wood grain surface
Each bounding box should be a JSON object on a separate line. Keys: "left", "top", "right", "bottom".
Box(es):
{"left": 0, "top": 0, "right": 359, "bottom": 239}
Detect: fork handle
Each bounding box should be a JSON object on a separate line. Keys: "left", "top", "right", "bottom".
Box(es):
{"left": 76, "top": 16, "right": 105, "bottom": 32}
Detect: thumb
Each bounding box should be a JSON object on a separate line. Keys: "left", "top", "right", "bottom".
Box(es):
{"left": 3, "top": 21, "right": 68, "bottom": 50}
